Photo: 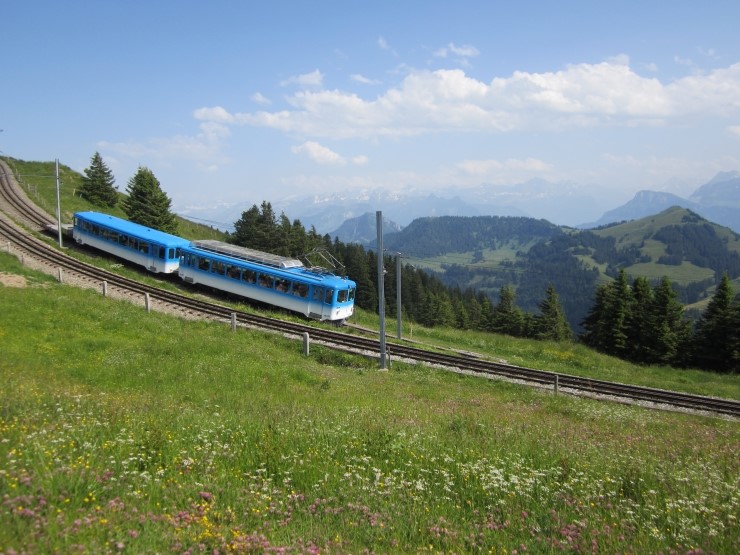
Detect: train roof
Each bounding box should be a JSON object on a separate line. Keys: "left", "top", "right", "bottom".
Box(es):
{"left": 185, "top": 240, "right": 356, "bottom": 287}
{"left": 74, "top": 212, "right": 190, "bottom": 246}
{"left": 188, "top": 240, "right": 305, "bottom": 269}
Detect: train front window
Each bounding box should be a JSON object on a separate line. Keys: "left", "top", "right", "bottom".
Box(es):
{"left": 349, "top": 288, "right": 355, "bottom": 301}
{"left": 337, "top": 289, "right": 348, "bottom": 303}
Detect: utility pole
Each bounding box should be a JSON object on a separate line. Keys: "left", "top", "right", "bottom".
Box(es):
{"left": 396, "top": 252, "right": 405, "bottom": 339}
{"left": 55, "top": 159, "right": 63, "bottom": 247}
{"left": 376, "top": 211, "right": 386, "bottom": 369}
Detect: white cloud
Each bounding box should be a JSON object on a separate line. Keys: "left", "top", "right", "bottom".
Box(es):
{"left": 435, "top": 42, "right": 480, "bottom": 59}
{"left": 193, "top": 59, "right": 740, "bottom": 140}
{"left": 351, "top": 154, "right": 369, "bottom": 165}
{"left": 728, "top": 125, "right": 740, "bottom": 137}
{"left": 378, "top": 36, "right": 398, "bottom": 57}
{"left": 351, "top": 74, "right": 381, "bottom": 85}
{"left": 434, "top": 42, "right": 480, "bottom": 67}
{"left": 291, "top": 141, "right": 345, "bottom": 165}
{"left": 193, "top": 106, "right": 234, "bottom": 123}
{"left": 251, "top": 92, "right": 271, "bottom": 105}
{"left": 280, "top": 69, "right": 324, "bottom": 88}
{"left": 642, "top": 61, "right": 659, "bottom": 72}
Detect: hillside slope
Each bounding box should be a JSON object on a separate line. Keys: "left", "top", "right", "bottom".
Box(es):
{"left": 386, "top": 209, "right": 740, "bottom": 331}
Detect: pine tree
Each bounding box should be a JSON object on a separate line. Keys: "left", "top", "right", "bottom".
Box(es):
{"left": 489, "top": 285, "right": 525, "bottom": 337}
{"left": 122, "top": 167, "right": 178, "bottom": 234}
{"left": 580, "top": 271, "right": 631, "bottom": 357}
{"left": 692, "top": 274, "right": 739, "bottom": 372}
{"left": 534, "top": 284, "right": 572, "bottom": 341}
{"left": 80, "top": 152, "right": 118, "bottom": 207}
{"left": 230, "top": 205, "right": 261, "bottom": 247}
{"left": 646, "top": 277, "right": 691, "bottom": 366}
{"left": 625, "top": 276, "right": 653, "bottom": 363}
{"left": 254, "top": 201, "right": 277, "bottom": 251}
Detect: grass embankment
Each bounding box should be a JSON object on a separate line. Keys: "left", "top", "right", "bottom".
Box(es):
{"left": 1, "top": 156, "right": 226, "bottom": 241}
{"left": 1, "top": 251, "right": 739, "bottom": 554}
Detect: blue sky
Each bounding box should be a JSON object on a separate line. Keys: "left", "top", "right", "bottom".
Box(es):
{"left": 3, "top": 0, "right": 740, "bottom": 214}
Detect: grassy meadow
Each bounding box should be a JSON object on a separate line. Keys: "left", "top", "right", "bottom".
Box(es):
{"left": 1, "top": 251, "right": 739, "bottom": 554}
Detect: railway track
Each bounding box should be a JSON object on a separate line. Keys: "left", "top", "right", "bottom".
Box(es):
{"left": 1, "top": 160, "right": 739, "bottom": 418}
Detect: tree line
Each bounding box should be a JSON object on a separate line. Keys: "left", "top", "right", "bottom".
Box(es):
{"left": 581, "top": 270, "right": 740, "bottom": 372}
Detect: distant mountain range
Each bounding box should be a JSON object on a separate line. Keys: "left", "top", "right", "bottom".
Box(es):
{"left": 581, "top": 171, "right": 740, "bottom": 232}
{"left": 179, "top": 172, "right": 740, "bottom": 239}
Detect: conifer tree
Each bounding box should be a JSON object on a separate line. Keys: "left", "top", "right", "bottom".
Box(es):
{"left": 534, "top": 284, "right": 572, "bottom": 341}
{"left": 581, "top": 271, "right": 632, "bottom": 356}
{"left": 80, "top": 152, "right": 118, "bottom": 207}
{"left": 489, "top": 285, "right": 525, "bottom": 337}
{"left": 692, "top": 274, "right": 739, "bottom": 372}
{"left": 626, "top": 276, "right": 653, "bottom": 363}
{"left": 231, "top": 205, "right": 260, "bottom": 247}
{"left": 646, "top": 277, "right": 691, "bottom": 365}
{"left": 122, "top": 167, "right": 178, "bottom": 234}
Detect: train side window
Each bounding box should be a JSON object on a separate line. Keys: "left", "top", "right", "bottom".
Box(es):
{"left": 159, "top": 246, "right": 165, "bottom": 259}
{"left": 139, "top": 241, "right": 149, "bottom": 254}
{"left": 313, "top": 287, "right": 324, "bottom": 301}
{"left": 325, "top": 289, "right": 334, "bottom": 304}
{"left": 227, "top": 265, "right": 240, "bottom": 279}
{"left": 212, "top": 261, "right": 226, "bottom": 275}
{"left": 294, "top": 284, "right": 308, "bottom": 298}
{"left": 276, "top": 279, "right": 290, "bottom": 293}
{"left": 258, "top": 274, "right": 273, "bottom": 288}
{"left": 168, "top": 248, "right": 175, "bottom": 259}
{"left": 242, "top": 269, "right": 256, "bottom": 284}
{"left": 198, "top": 257, "right": 210, "bottom": 271}
{"left": 119, "top": 235, "right": 127, "bottom": 246}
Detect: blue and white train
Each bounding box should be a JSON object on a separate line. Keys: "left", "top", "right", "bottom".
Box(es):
{"left": 73, "top": 211, "right": 189, "bottom": 273}
{"left": 179, "top": 240, "right": 356, "bottom": 323}
{"left": 72, "top": 211, "right": 356, "bottom": 323}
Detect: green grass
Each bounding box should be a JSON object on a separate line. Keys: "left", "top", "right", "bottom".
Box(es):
{"left": 1, "top": 252, "right": 739, "bottom": 554}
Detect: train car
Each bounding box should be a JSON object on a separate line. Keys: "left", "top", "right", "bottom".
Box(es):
{"left": 72, "top": 211, "right": 190, "bottom": 273}
{"left": 178, "top": 239, "right": 356, "bottom": 323}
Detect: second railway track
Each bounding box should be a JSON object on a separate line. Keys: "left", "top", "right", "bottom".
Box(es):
{"left": 1, "top": 160, "right": 739, "bottom": 418}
